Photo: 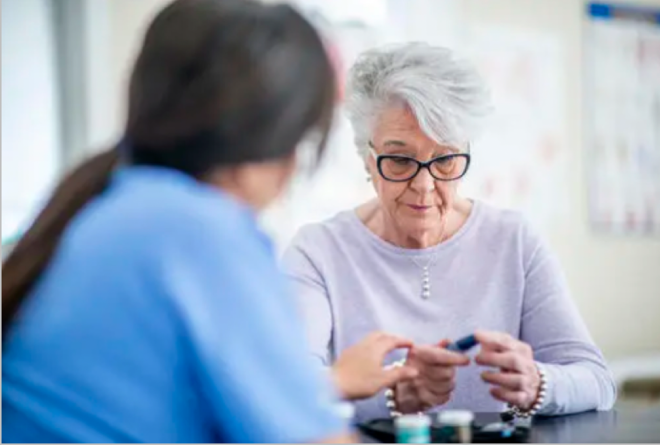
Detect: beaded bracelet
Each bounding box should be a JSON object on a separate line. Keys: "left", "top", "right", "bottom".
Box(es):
{"left": 505, "top": 364, "right": 547, "bottom": 419}
{"left": 384, "top": 359, "right": 427, "bottom": 419}
{"left": 384, "top": 359, "right": 406, "bottom": 418}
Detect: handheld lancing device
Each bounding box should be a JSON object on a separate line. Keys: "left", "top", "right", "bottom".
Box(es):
{"left": 445, "top": 334, "right": 478, "bottom": 352}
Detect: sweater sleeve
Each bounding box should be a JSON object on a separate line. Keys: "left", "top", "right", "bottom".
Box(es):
{"left": 281, "top": 227, "right": 335, "bottom": 368}
{"left": 519, "top": 223, "right": 617, "bottom": 415}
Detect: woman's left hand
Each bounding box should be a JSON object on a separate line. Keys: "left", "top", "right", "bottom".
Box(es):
{"left": 474, "top": 330, "right": 541, "bottom": 410}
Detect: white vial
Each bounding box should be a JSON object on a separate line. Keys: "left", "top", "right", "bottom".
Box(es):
{"left": 437, "top": 410, "right": 474, "bottom": 443}
{"left": 395, "top": 414, "right": 431, "bottom": 443}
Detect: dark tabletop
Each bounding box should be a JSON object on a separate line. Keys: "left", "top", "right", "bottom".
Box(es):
{"left": 530, "top": 404, "right": 660, "bottom": 443}
{"left": 358, "top": 404, "right": 660, "bottom": 443}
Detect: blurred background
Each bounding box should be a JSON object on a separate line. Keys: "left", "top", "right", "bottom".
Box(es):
{"left": 2, "top": 0, "right": 660, "bottom": 404}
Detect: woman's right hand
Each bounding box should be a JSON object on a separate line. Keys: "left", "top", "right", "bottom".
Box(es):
{"left": 394, "top": 340, "right": 470, "bottom": 413}
{"left": 332, "top": 332, "right": 418, "bottom": 401}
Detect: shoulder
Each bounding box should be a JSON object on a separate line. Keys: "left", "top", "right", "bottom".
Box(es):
{"left": 281, "top": 209, "right": 364, "bottom": 277}
{"left": 285, "top": 210, "right": 358, "bottom": 257}
{"left": 287, "top": 210, "right": 357, "bottom": 250}
{"left": 471, "top": 201, "right": 546, "bottom": 265}
{"left": 476, "top": 201, "right": 527, "bottom": 233}
{"left": 476, "top": 201, "right": 540, "bottom": 237}
{"left": 121, "top": 169, "right": 253, "bottom": 237}
{"left": 67, "top": 168, "right": 269, "bottom": 263}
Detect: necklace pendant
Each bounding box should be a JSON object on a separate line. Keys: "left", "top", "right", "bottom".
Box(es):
{"left": 422, "top": 269, "right": 430, "bottom": 299}
{"left": 410, "top": 260, "right": 434, "bottom": 300}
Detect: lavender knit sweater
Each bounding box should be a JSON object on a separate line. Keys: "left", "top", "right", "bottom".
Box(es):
{"left": 282, "top": 201, "right": 616, "bottom": 423}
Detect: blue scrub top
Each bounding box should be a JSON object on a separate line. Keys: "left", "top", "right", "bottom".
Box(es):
{"left": 2, "top": 167, "right": 345, "bottom": 443}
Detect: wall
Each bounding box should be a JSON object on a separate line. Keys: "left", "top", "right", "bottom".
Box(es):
{"left": 70, "top": 0, "right": 660, "bottom": 359}
{"left": 1, "top": 0, "right": 62, "bottom": 238}
{"left": 458, "top": 0, "right": 660, "bottom": 360}
{"left": 106, "top": 0, "right": 170, "bottom": 142}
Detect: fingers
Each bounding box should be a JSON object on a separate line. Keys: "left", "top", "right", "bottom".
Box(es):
{"left": 475, "top": 350, "right": 520, "bottom": 371}
{"left": 374, "top": 333, "right": 414, "bottom": 354}
{"left": 380, "top": 365, "right": 418, "bottom": 389}
{"left": 362, "top": 332, "right": 413, "bottom": 356}
{"left": 418, "top": 363, "right": 456, "bottom": 382}
{"left": 437, "top": 338, "right": 452, "bottom": 348}
{"left": 489, "top": 386, "right": 528, "bottom": 407}
{"left": 474, "top": 330, "right": 517, "bottom": 352}
{"left": 475, "top": 330, "right": 533, "bottom": 357}
{"left": 413, "top": 345, "right": 470, "bottom": 367}
{"left": 416, "top": 385, "right": 451, "bottom": 409}
{"left": 417, "top": 375, "right": 456, "bottom": 398}
{"left": 475, "top": 351, "right": 536, "bottom": 374}
{"left": 481, "top": 371, "right": 526, "bottom": 391}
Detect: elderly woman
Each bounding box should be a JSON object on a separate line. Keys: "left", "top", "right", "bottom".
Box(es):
{"left": 283, "top": 43, "right": 616, "bottom": 423}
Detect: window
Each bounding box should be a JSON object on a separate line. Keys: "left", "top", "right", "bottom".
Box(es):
{"left": 1, "top": 0, "right": 62, "bottom": 243}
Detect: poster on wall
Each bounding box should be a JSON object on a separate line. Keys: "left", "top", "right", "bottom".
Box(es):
{"left": 584, "top": 2, "right": 660, "bottom": 236}
{"left": 461, "top": 28, "right": 567, "bottom": 230}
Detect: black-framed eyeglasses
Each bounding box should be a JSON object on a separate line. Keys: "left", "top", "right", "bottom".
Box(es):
{"left": 368, "top": 142, "right": 471, "bottom": 182}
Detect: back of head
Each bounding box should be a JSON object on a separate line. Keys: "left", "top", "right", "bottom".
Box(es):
{"left": 2, "top": 0, "right": 336, "bottom": 337}
{"left": 125, "top": 0, "right": 335, "bottom": 175}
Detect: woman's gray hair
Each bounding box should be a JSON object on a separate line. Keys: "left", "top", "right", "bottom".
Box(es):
{"left": 345, "top": 42, "right": 492, "bottom": 157}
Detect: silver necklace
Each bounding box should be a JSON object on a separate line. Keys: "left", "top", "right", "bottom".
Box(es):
{"left": 409, "top": 255, "right": 439, "bottom": 299}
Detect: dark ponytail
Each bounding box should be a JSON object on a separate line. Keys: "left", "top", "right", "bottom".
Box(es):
{"left": 2, "top": 149, "right": 119, "bottom": 337}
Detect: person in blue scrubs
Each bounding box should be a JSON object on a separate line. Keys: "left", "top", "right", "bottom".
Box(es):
{"left": 1, "top": 0, "right": 417, "bottom": 442}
